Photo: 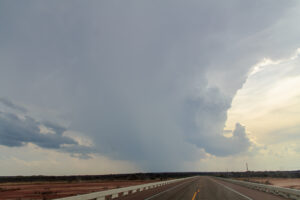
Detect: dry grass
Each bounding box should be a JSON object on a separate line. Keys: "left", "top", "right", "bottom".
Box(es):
{"left": 0, "top": 179, "right": 157, "bottom": 200}
{"left": 236, "top": 177, "right": 300, "bottom": 190}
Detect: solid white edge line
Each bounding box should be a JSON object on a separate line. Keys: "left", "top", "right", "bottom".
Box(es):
{"left": 210, "top": 178, "right": 253, "bottom": 200}
{"left": 144, "top": 179, "right": 194, "bottom": 200}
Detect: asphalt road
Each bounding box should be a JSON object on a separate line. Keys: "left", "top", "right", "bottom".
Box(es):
{"left": 117, "top": 176, "right": 290, "bottom": 200}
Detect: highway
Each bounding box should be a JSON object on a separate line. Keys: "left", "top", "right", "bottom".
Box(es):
{"left": 116, "top": 176, "right": 290, "bottom": 200}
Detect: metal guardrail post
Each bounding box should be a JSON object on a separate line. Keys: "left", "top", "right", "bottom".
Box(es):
{"left": 217, "top": 177, "right": 300, "bottom": 200}
{"left": 54, "top": 176, "right": 195, "bottom": 200}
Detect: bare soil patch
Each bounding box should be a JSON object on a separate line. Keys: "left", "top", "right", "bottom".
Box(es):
{"left": 0, "top": 180, "right": 156, "bottom": 200}
{"left": 236, "top": 177, "right": 300, "bottom": 190}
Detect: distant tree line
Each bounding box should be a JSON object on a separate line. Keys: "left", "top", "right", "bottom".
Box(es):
{"left": 215, "top": 170, "right": 300, "bottom": 178}
{"left": 0, "top": 171, "right": 299, "bottom": 183}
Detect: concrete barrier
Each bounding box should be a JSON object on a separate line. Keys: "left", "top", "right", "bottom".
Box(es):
{"left": 54, "top": 176, "right": 194, "bottom": 200}
{"left": 217, "top": 177, "right": 300, "bottom": 200}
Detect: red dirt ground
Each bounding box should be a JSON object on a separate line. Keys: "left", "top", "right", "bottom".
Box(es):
{"left": 236, "top": 177, "right": 300, "bottom": 190}
{"left": 0, "top": 180, "right": 156, "bottom": 200}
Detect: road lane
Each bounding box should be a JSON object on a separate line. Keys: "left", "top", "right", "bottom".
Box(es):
{"left": 116, "top": 176, "right": 290, "bottom": 200}
{"left": 117, "top": 177, "right": 198, "bottom": 200}
{"left": 191, "top": 177, "right": 250, "bottom": 200}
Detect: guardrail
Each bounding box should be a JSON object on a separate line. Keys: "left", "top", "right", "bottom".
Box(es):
{"left": 54, "top": 176, "right": 194, "bottom": 200}
{"left": 217, "top": 177, "right": 300, "bottom": 200}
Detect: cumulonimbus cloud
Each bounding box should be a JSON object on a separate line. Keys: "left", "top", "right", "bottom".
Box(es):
{"left": 0, "top": 0, "right": 299, "bottom": 171}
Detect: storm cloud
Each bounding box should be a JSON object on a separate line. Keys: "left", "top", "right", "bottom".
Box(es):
{"left": 0, "top": 100, "right": 92, "bottom": 157}
{"left": 182, "top": 88, "right": 251, "bottom": 156}
{"left": 0, "top": 112, "right": 75, "bottom": 148}
{"left": 0, "top": 97, "right": 27, "bottom": 113}
{"left": 1, "top": 0, "right": 300, "bottom": 171}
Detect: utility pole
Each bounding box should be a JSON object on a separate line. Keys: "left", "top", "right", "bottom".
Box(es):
{"left": 246, "top": 162, "right": 249, "bottom": 172}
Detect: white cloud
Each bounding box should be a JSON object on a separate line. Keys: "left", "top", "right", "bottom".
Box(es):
{"left": 223, "top": 48, "right": 300, "bottom": 170}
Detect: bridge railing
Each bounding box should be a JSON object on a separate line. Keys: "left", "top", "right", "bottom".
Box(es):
{"left": 54, "top": 176, "right": 194, "bottom": 200}
{"left": 217, "top": 177, "right": 300, "bottom": 200}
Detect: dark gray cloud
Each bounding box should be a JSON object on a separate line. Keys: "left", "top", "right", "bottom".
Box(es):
{"left": 0, "top": 97, "right": 27, "bottom": 113}
{"left": 182, "top": 88, "right": 251, "bottom": 156}
{"left": 0, "top": 0, "right": 299, "bottom": 171}
{"left": 0, "top": 98, "right": 93, "bottom": 158}
{"left": 0, "top": 110, "right": 90, "bottom": 154}
{"left": 42, "top": 121, "right": 66, "bottom": 136}
{"left": 204, "top": 123, "right": 251, "bottom": 156}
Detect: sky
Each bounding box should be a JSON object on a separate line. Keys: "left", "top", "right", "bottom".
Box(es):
{"left": 0, "top": 0, "right": 300, "bottom": 175}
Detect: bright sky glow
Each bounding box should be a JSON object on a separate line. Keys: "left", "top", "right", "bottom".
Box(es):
{"left": 222, "top": 48, "right": 300, "bottom": 171}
